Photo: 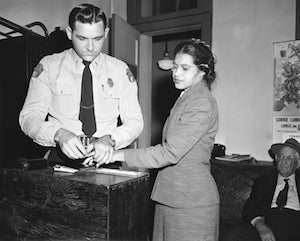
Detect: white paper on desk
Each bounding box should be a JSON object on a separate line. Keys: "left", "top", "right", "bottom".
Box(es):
{"left": 53, "top": 165, "right": 79, "bottom": 173}
{"left": 215, "top": 154, "right": 253, "bottom": 162}
{"left": 84, "top": 168, "right": 144, "bottom": 177}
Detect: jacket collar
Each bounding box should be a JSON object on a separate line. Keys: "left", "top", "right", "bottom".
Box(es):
{"left": 179, "top": 80, "right": 209, "bottom": 101}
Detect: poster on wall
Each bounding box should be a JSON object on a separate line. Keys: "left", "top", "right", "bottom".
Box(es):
{"left": 273, "top": 40, "right": 300, "bottom": 143}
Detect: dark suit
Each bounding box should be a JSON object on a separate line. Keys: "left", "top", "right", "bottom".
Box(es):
{"left": 222, "top": 169, "right": 300, "bottom": 241}
{"left": 243, "top": 169, "right": 300, "bottom": 223}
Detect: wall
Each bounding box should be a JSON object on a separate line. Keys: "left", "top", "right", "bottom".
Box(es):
{"left": 213, "top": 0, "right": 296, "bottom": 161}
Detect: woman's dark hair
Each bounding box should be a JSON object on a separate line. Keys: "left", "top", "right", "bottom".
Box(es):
{"left": 69, "top": 3, "right": 107, "bottom": 30}
{"left": 174, "top": 38, "right": 216, "bottom": 90}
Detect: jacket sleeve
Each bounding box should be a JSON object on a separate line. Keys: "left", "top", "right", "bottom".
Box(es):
{"left": 19, "top": 58, "right": 62, "bottom": 147}
{"left": 111, "top": 67, "right": 143, "bottom": 149}
{"left": 124, "top": 95, "right": 216, "bottom": 169}
{"left": 242, "top": 175, "right": 276, "bottom": 223}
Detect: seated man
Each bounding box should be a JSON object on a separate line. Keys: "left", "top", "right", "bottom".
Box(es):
{"left": 221, "top": 138, "right": 300, "bottom": 241}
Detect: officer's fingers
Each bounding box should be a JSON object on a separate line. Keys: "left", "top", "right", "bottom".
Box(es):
{"left": 65, "top": 142, "right": 85, "bottom": 159}
{"left": 86, "top": 150, "right": 96, "bottom": 158}
{"left": 71, "top": 137, "right": 87, "bottom": 157}
{"left": 74, "top": 139, "right": 87, "bottom": 156}
{"left": 59, "top": 138, "right": 78, "bottom": 158}
{"left": 86, "top": 144, "right": 94, "bottom": 155}
{"left": 83, "top": 156, "right": 94, "bottom": 167}
{"left": 60, "top": 138, "right": 85, "bottom": 158}
{"left": 68, "top": 142, "right": 86, "bottom": 159}
{"left": 61, "top": 144, "right": 77, "bottom": 159}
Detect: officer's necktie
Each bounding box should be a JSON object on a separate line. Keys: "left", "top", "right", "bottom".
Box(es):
{"left": 276, "top": 178, "right": 289, "bottom": 209}
{"left": 79, "top": 60, "right": 96, "bottom": 137}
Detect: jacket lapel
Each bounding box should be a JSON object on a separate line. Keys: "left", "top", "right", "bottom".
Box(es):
{"left": 296, "top": 170, "right": 300, "bottom": 200}
{"left": 267, "top": 174, "right": 278, "bottom": 206}
{"left": 162, "top": 81, "right": 208, "bottom": 142}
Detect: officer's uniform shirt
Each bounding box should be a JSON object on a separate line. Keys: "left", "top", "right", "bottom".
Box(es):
{"left": 19, "top": 49, "right": 143, "bottom": 149}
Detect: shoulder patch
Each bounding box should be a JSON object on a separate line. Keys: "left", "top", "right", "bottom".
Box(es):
{"left": 107, "top": 78, "right": 114, "bottom": 87}
{"left": 32, "top": 63, "right": 44, "bottom": 78}
{"left": 126, "top": 68, "right": 136, "bottom": 82}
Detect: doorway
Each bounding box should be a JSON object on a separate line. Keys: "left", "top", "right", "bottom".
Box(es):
{"left": 151, "top": 29, "right": 202, "bottom": 145}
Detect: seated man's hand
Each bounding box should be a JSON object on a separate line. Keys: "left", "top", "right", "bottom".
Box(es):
{"left": 254, "top": 219, "right": 276, "bottom": 241}
{"left": 54, "top": 128, "right": 87, "bottom": 159}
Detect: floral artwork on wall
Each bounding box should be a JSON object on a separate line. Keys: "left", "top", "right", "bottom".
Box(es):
{"left": 273, "top": 40, "right": 300, "bottom": 143}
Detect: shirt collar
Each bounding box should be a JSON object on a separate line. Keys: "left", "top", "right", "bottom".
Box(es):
{"left": 69, "top": 49, "right": 103, "bottom": 68}
{"left": 278, "top": 173, "right": 296, "bottom": 186}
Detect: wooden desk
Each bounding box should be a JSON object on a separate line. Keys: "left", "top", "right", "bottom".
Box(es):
{"left": 0, "top": 167, "right": 150, "bottom": 241}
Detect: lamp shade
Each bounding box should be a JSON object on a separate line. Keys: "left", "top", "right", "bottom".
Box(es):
{"left": 157, "top": 41, "right": 173, "bottom": 70}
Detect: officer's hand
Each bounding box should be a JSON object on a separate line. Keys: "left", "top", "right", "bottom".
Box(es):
{"left": 54, "top": 128, "right": 87, "bottom": 159}
{"left": 254, "top": 220, "right": 276, "bottom": 241}
{"left": 91, "top": 135, "right": 115, "bottom": 167}
{"left": 82, "top": 144, "right": 96, "bottom": 167}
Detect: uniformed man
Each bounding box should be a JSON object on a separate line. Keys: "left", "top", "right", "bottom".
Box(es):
{"left": 19, "top": 3, "right": 143, "bottom": 167}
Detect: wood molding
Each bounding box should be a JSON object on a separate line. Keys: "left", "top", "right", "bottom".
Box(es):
{"left": 133, "top": 12, "right": 212, "bottom": 46}
{"left": 127, "top": 0, "right": 212, "bottom": 45}
{"left": 297, "top": 0, "right": 300, "bottom": 39}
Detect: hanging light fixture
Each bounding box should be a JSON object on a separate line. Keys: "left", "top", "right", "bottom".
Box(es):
{"left": 157, "top": 40, "right": 173, "bottom": 70}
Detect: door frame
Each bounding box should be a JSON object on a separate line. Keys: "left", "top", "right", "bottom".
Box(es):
{"left": 138, "top": 14, "right": 211, "bottom": 147}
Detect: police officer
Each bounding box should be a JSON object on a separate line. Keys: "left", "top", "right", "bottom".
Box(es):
{"left": 19, "top": 3, "right": 143, "bottom": 167}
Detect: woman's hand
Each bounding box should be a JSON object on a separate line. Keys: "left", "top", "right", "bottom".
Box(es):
{"left": 82, "top": 135, "right": 115, "bottom": 167}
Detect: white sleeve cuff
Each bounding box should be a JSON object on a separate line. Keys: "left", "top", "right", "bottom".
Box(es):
{"left": 250, "top": 216, "right": 263, "bottom": 226}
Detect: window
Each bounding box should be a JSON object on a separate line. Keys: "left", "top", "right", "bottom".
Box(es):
{"left": 136, "top": 0, "right": 207, "bottom": 19}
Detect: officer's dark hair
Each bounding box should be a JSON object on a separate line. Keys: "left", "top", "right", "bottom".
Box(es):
{"left": 69, "top": 3, "right": 107, "bottom": 30}
{"left": 174, "top": 38, "right": 216, "bottom": 90}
